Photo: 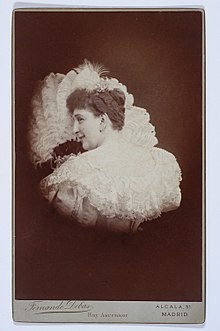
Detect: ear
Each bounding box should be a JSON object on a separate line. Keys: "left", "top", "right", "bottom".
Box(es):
{"left": 99, "top": 114, "right": 108, "bottom": 131}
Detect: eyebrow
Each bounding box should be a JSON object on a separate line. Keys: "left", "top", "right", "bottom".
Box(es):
{"left": 73, "top": 113, "right": 84, "bottom": 119}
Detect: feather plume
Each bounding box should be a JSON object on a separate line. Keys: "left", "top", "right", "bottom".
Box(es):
{"left": 28, "top": 60, "right": 136, "bottom": 167}
{"left": 77, "top": 59, "right": 109, "bottom": 77}
{"left": 28, "top": 72, "right": 74, "bottom": 167}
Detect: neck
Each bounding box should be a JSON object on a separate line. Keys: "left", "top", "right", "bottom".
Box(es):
{"left": 100, "top": 127, "right": 120, "bottom": 147}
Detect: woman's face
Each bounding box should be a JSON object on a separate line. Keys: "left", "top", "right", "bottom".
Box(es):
{"left": 72, "top": 108, "right": 103, "bottom": 151}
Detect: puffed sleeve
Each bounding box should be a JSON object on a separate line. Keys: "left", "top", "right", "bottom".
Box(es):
{"left": 39, "top": 156, "right": 99, "bottom": 227}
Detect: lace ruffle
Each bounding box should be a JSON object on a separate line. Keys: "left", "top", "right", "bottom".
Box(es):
{"left": 40, "top": 144, "right": 182, "bottom": 224}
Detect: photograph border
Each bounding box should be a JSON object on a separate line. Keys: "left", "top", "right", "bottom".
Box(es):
{"left": 12, "top": 6, "right": 206, "bottom": 324}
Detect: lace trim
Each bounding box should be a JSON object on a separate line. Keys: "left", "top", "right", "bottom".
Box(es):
{"left": 40, "top": 148, "right": 182, "bottom": 223}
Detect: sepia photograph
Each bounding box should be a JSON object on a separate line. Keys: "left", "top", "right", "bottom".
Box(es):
{"left": 13, "top": 7, "right": 205, "bottom": 323}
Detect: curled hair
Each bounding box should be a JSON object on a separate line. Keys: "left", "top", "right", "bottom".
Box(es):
{"left": 66, "top": 88, "right": 125, "bottom": 130}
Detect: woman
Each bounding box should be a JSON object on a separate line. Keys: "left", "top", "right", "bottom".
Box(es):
{"left": 32, "top": 60, "right": 181, "bottom": 234}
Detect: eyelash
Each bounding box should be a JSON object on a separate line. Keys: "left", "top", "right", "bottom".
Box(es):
{"left": 74, "top": 117, "right": 84, "bottom": 123}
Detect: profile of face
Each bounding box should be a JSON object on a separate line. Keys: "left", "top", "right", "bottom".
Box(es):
{"left": 72, "top": 108, "right": 104, "bottom": 151}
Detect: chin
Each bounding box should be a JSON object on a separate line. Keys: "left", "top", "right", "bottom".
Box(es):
{"left": 82, "top": 140, "right": 99, "bottom": 151}
{"left": 83, "top": 144, "right": 97, "bottom": 151}
{"left": 82, "top": 142, "right": 91, "bottom": 151}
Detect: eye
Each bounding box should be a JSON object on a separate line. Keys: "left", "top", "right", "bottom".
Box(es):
{"left": 78, "top": 117, "right": 84, "bottom": 123}
{"left": 74, "top": 116, "right": 84, "bottom": 123}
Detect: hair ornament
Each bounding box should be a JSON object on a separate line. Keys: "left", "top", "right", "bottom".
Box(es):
{"left": 57, "top": 59, "right": 134, "bottom": 113}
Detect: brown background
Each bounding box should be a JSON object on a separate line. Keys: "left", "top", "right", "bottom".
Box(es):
{"left": 15, "top": 10, "right": 203, "bottom": 301}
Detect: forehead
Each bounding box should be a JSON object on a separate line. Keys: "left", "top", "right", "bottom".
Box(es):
{"left": 73, "top": 107, "right": 95, "bottom": 117}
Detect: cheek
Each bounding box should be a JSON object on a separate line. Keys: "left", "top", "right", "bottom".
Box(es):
{"left": 84, "top": 127, "right": 101, "bottom": 149}
{"left": 86, "top": 122, "right": 100, "bottom": 137}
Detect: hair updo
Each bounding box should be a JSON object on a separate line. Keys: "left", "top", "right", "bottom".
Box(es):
{"left": 66, "top": 88, "right": 126, "bottom": 130}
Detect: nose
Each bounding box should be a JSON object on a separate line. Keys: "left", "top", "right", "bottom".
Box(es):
{"left": 73, "top": 120, "right": 79, "bottom": 134}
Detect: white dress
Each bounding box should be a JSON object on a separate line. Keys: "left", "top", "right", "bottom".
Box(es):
{"left": 40, "top": 132, "right": 182, "bottom": 234}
